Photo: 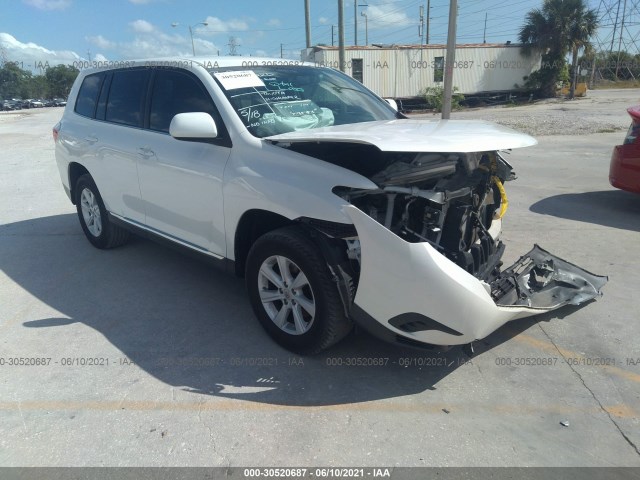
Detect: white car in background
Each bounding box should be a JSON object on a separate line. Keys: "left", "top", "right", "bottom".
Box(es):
{"left": 53, "top": 57, "right": 607, "bottom": 354}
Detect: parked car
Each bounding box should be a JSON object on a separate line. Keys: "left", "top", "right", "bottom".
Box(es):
{"left": 53, "top": 98, "right": 67, "bottom": 107}
{"left": 29, "top": 99, "right": 44, "bottom": 108}
{"left": 2, "top": 100, "right": 21, "bottom": 111}
{"left": 53, "top": 57, "right": 607, "bottom": 354}
{"left": 610, "top": 105, "right": 640, "bottom": 194}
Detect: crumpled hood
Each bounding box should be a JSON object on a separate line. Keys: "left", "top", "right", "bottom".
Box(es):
{"left": 264, "top": 119, "right": 537, "bottom": 153}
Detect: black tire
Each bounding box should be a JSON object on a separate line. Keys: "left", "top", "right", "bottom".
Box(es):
{"left": 75, "top": 174, "right": 129, "bottom": 249}
{"left": 245, "top": 226, "right": 352, "bottom": 355}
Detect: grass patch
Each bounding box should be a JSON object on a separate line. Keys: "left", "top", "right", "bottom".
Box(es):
{"left": 592, "top": 80, "right": 640, "bottom": 89}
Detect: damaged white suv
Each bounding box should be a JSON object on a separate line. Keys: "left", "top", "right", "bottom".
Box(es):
{"left": 54, "top": 57, "right": 607, "bottom": 354}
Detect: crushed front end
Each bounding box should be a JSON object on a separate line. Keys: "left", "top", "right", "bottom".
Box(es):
{"left": 328, "top": 149, "right": 608, "bottom": 349}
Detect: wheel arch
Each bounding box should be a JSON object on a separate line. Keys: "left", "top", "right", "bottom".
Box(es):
{"left": 233, "top": 209, "right": 296, "bottom": 277}
{"left": 68, "top": 162, "right": 91, "bottom": 205}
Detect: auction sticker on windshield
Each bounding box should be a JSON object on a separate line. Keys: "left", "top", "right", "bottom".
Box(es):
{"left": 214, "top": 70, "right": 265, "bottom": 90}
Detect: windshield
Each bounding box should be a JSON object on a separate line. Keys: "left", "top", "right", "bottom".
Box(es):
{"left": 209, "top": 66, "right": 397, "bottom": 138}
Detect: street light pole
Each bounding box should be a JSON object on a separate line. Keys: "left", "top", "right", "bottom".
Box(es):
{"left": 188, "top": 25, "right": 196, "bottom": 56}
{"left": 172, "top": 21, "right": 209, "bottom": 56}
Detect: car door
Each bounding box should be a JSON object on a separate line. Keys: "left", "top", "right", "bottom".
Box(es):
{"left": 135, "top": 68, "right": 231, "bottom": 257}
{"left": 73, "top": 69, "right": 148, "bottom": 224}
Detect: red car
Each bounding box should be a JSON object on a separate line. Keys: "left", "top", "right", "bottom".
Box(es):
{"left": 610, "top": 105, "right": 640, "bottom": 193}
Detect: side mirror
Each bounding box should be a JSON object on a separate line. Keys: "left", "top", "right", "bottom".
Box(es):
{"left": 169, "top": 112, "right": 218, "bottom": 140}
{"left": 384, "top": 98, "right": 398, "bottom": 111}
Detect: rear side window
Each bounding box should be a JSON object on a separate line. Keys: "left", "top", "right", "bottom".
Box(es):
{"left": 149, "top": 70, "right": 219, "bottom": 133}
{"left": 105, "top": 69, "right": 150, "bottom": 127}
{"left": 74, "top": 73, "right": 105, "bottom": 118}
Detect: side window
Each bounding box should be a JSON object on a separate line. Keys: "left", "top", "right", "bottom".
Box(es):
{"left": 149, "top": 69, "right": 221, "bottom": 134}
{"left": 95, "top": 72, "right": 112, "bottom": 120}
{"left": 74, "top": 73, "right": 105, "bottom": 118}
{"left": 352, "top": 59, "right": 363, "bottom": 83}
{"left": 105, "top": 69, "right": 150, "bottom": 127}
{"left": 434, "top": 57, "right": 444, "bottom": 83}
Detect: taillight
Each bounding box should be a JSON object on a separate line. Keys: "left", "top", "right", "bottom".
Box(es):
{"left": 625, "top": 107, "right": 640, "bottom": 144}
{"left": 52, "top": 122, "right": 60, "bottom": 143}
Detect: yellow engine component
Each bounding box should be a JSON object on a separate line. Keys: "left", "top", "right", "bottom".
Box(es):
{"left": 491, "top": 176, "right": 508, "bottom": 219}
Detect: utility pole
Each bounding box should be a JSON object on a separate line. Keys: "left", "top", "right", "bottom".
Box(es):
{"left": 426, "top": 0, "right": 430, "bottom": 44}
{"left": 483, "top": 13, "right": 487, "bottom": 44}
{"left": 361, "top": 11, "right": 368, "bottom": 46}
{"left": 354, "top": 0, "right": 358, "bottom": 46}
{"left": 280, "top": 44, "right": 284, "bottom": 58}
{"left": 441, "top": 0, "right": 457, "bottom": 119}
{"left": 419, "top": 5, "right": 424, "bottom": 44}
{"left": 332, "top": 25, "right": 336, "bottom": 46}
{"left": 338, "top": 0, "right": 346, "bottom": 72}
{"left": 305, "top": 0, "right": 312, "bottom": 48}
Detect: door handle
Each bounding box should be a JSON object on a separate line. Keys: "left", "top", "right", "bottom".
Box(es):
{"left": 137, "top": 147, "right": 155, "bottom": 159}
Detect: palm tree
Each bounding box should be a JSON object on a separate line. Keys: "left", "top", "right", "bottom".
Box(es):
{"left": 519, "top": 0, "right": 598, "bottom": 98}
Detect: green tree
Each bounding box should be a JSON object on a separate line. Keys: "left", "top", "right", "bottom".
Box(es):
{"left": 567, "top": 3, "right": 598, "bottom": 97}
{"left": 0, "top": 62, "right": 32, "bottom": 99}
{"left": 45, "top": 64, "right": 79, "bottom": 98}
{"left": 519, "top": 0, "right": 598, "bottom": 98}
{"left": 28, "top": 75, "right": 49, "bottom": 99}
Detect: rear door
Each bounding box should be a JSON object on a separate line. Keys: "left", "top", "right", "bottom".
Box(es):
{"left": 135, "top": 68, "right": 231, "bottom": 257}
{"left": 67, "top": 69, "right": 148, "bottom": 224}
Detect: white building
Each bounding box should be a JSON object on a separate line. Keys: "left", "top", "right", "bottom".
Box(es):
{"left": 301, "top": 44, "right": 542, "bottom": 98}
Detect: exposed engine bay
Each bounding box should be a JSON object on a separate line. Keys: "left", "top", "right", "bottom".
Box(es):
{"left": 282, "top": 142, "right": 515, "bottom": 281}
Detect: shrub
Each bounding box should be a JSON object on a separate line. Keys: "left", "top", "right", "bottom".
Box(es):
{"left": 423, "top": 85, "right": 465, "bottom": 112}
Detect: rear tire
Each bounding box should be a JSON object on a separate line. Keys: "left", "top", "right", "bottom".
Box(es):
{"left": 75, "top": 174, "right": 129, "bottom": 249}
{"left": 245, "top": 226, "right": 352, "bottom": 354}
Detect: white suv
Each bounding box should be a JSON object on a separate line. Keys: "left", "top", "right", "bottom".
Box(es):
{"left": 54, "top": 57, "right": 607, "bottom": 354}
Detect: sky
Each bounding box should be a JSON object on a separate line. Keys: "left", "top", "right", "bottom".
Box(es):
{"left": 0, "top": 0, "right": 636, "bottom": 72}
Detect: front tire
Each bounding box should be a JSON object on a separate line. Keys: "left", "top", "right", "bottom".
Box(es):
{"left": 246, "top": 227, "right": 352, "bottom": 354}
{"left": 75, "top": 174, "right": 129, "bottom": 249}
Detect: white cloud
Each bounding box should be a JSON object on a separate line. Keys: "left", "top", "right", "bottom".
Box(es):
{"left": 199, "top": 16, "right": 249, "bottom": 35}
{"left": 86, "top": 35, "right": 115, "bottom": 50}
{"left": 318, "top": 17, "right": 329, "bottom": 25}
{"left": 129, "top": 19, "right": 155, "bottom": 33}
{"left": 0, "top": 32, "right": 81, "bottom": 69}
{"left": 366, "top": 2, "right": 412, "bottom": 28}
{"left": 266, "top": 19, "right": 281, "bottom": 27}
{"left": 22, "top": 0, "right": 71, "bottom": 10}
{"left": 1, "top": 20, "right": 225, "bottom": 70}
{"left": 119, "top": 24, "right": 220, "bottom": 58}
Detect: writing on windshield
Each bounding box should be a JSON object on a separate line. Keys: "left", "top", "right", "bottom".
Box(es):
{"left": 210, "top": 66, "right": 396, "bottom": 138}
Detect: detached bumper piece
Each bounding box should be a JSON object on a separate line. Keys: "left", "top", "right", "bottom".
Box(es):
{"left": 490, "top": 245, "right": 608, "bottom": 310}
{"left": 343, "top": 205, "right": 608, "bottom": 349}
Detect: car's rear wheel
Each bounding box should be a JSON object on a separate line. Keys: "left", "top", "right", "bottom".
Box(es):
{"left": 245, "top": 226, "right": 352, "bottom": 354}
{"left": 75, "top": 174, "right": 129, "bottom": 249}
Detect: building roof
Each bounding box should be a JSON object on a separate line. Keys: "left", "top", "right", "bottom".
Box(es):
{"left": 312, "top": 43, "right": 522, "bottom": 51}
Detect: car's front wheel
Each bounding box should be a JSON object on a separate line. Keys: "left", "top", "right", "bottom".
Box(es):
{"left": 245, "top": 227, "right": 352, "bottom": 354}
{"left": 75, "top": 174, "right": 129, "bottom": 249}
